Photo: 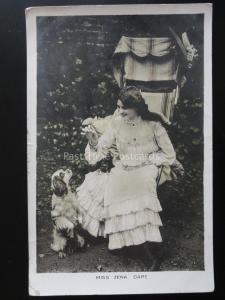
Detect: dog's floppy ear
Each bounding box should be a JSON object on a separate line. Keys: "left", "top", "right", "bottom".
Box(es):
{"left": 52, "top": 176, "right": 68, "bottom": 197}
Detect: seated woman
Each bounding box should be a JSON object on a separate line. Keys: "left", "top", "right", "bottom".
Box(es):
{"left": 77, "top": 87, "right": 176, "bottom": 269}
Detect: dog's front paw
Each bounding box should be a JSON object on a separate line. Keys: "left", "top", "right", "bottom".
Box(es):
{"left": 51, "top": 243, "right": 60, "bottom": 252}
{"left": 77, "top": 234, "right": 85, "bottom": 248}
{"left": 58, "top": 251, "right": 66, "bottom": 259}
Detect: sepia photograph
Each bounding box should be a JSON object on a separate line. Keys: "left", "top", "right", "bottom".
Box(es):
{"left": 26, "top": 3, "right": 213, "bottom": 295}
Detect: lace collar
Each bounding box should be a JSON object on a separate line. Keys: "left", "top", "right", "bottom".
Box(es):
{"left": 122, "top": 116, "right": 142, "bottom": 126}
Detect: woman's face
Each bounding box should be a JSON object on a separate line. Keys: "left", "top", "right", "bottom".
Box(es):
{"left": 117, "top": 99, "right": 138, "bottom": 120}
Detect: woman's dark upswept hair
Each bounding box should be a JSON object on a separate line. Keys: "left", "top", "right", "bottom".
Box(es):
{"left": 119, "top": 86, "right": 163, "bottom": 123}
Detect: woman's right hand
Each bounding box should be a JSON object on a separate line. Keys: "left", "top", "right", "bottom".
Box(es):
{"left": 81, "top": 124, "right": 98, "bottom": 147}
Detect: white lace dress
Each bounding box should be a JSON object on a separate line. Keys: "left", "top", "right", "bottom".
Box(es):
{"left": 77, "top": 116, "right": 176, "bottom": 250}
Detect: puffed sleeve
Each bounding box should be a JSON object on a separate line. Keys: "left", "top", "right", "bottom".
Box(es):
{"left": 148, "top": 122, "right": 176, "bottom": 166}
{"left": 85, "top": 119, "right": 118, "bottom": 165}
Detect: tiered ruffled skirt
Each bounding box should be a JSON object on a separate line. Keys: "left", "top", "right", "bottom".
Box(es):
{"left": 77, "top": 164, "right": 163, "bottom": 250}
{"left": 76, "top": 170, "right": 106, "bottom": 237}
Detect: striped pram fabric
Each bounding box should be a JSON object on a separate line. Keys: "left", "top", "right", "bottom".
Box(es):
{"left": 112, "top": 36, "right": 181, "bottom": 124}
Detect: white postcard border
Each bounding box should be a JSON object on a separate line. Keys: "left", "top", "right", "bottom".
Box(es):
{"left": 26, "top": 3, "right": 213, "bottom": 295}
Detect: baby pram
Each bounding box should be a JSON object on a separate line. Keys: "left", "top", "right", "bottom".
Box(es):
{"left": 112, "top": 28, "right": 197, "bottom": 124}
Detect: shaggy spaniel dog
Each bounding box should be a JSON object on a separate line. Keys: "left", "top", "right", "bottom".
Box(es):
{"left": 50, "top": 169, "right": 85, "bottom": 258}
